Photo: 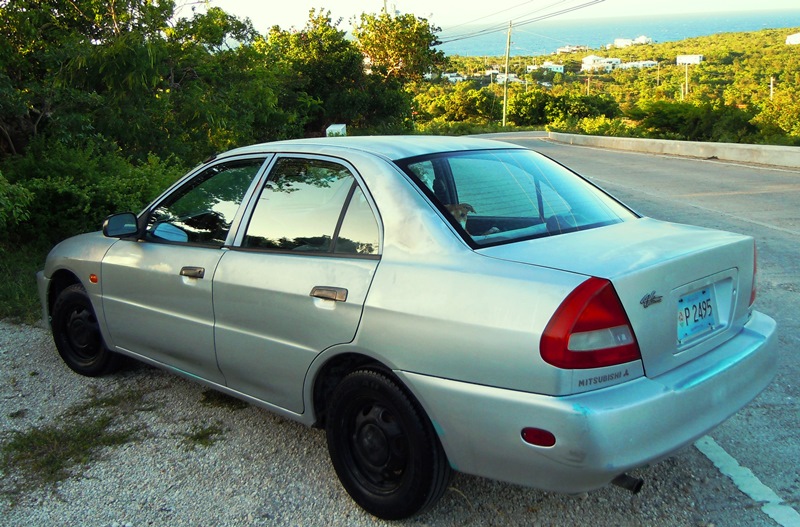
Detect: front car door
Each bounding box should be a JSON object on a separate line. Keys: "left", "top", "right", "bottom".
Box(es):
{"left": 213, "top": 156, "right": 382, "bottom": 413}
{"left": 100, "top": 157, "right": 268, "bottom": 382}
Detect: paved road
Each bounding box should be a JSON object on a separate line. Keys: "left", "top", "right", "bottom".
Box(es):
{"left": 493, "top": 132, "right": 800, "bottom": 526}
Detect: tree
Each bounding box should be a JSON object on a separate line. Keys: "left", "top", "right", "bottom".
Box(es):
{"left": 352, "top": 12, "right": 446, "bottom": 83}
{"left": 261, "top": 9, "right": 412, "bottom": 136}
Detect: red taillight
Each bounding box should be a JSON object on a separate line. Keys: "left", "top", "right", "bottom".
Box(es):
{"left": 749, "top": 242, "right": 758, "bottom": 307}
{"left": 541, "top": 277, "right": 641, "bottom": 369}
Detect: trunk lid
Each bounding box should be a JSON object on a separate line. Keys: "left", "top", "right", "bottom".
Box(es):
{"left": 479, "top": 218, "right": 756, "bottom": 377}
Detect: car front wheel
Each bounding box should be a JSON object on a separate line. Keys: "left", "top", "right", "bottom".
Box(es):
{"left": 325, "top": 369, "right": 451, "bottom": 520}
{"left": 51, "top": 283, "right": 119, "bottom": 376}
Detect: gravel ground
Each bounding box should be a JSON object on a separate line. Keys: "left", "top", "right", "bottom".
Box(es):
{"left": 0, "top": 319, "right": 774, "bottom": 527}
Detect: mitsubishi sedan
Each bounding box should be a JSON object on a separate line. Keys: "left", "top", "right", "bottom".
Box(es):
{"left": 37, "top": 136, "right": 777, "bottom": 520}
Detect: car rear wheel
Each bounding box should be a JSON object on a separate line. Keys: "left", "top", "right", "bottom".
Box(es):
{"left": 51, "top": 283, "right": 119, "bottom": 376}
{"left": 325, "top": 369, "right": 451, "bottom": 520}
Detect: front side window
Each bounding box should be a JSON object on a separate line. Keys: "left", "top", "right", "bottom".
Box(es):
{"left": 242, "top": 158, "right": 380, "bottom": 256}
{"left": 147, "top": 159, "right": 264, "bottom": 246}
{"left": 398, "top": 149, "right": 636, "bottom": 247}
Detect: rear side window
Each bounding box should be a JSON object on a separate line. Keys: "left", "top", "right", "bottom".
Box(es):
{"left": 399, "top": 149, "right": 635, "bottom": 247}
{"left": 241, "top": 157, "right": 380, "bottom": 256}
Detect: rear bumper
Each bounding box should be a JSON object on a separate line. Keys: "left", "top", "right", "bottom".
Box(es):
{"left": 397, "top": 311, "right": 777, "bottom": 493}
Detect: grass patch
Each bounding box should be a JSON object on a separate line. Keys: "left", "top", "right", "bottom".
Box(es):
{"left": 0, "top": 387, "right": 152, "bottom": 498}
{"left": 200, "top": 389, "right": 249, "bottom": 411}
{"left": 1, "top": 415, "right": 135, "bottom": 489}
{"left": 0, "top": 243, "right": 48, "bottom": 324}
{"left": 182, "top": 423, "right": 224, "bottom": 449}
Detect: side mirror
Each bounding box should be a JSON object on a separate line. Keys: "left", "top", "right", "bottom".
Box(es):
{"left": 103, "top": 212, "right": 139, "bottom": 238}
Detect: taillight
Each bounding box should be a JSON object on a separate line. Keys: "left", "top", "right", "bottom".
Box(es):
{"left": 541, "top": 277, "right": 641, "bottom": 369}
{"left": 749, "top": 242, "right": 757, "bottom": 307}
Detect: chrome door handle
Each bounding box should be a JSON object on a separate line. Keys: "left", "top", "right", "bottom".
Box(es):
{"left": 310, "top": 286, "right": 348, "bottom": 302}
{"left": 180, "top": 266, "right": 205, "bottom": 279}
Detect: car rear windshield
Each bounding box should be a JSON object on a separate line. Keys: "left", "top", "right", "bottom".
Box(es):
{"left": 396, "top": 148, "right": 637, "bottom": 247}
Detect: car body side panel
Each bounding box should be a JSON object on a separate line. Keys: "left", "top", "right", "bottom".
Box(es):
{"left": 397, "top": 311, "right": 776, "bottom": 493}
{"left": 357, "top": 256, "right": 594, "bottom": 394}
{"left": 100, "top": 240, "right": 226, "bottom": 384}
{"left": 213, "top": 250, "right": 379, "bottom": 413}
{"left": 40, "top": 232, "right": 118, "bottom": 341}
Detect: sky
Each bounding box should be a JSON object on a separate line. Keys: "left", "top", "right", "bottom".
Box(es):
{"left": 175, "top": 0, "right": 800, "bottom": 33}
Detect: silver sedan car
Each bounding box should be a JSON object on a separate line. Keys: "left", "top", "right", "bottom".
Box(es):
{"left": 37, "top": 136, "right": 777, "bottom": 520}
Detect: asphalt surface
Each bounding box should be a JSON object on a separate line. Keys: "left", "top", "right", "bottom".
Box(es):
{"left": 1, "top": 134, "right": 798, "bottom": 526}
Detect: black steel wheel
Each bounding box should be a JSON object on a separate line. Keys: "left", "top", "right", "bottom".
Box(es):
{"left": 51, "top": 284, "right": 119, "bottom": 376}
{"left": 326, "top": 369, "right": 451, "bottom": 520}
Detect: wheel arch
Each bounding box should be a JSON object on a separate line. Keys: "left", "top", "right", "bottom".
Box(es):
{"left": 47, "top": 269, "right": 83, "bottom": 318}
{"left": 310, "top": 351, "right": 399, "bottom": 429}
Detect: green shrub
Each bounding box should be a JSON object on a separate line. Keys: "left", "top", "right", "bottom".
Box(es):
{"left": 1, "top": 137, "right": 186, "bottom": 246}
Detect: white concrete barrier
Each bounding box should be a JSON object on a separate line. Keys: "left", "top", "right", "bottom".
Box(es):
{"left": 548, "top": 132, "right": 800, "bottom": 169}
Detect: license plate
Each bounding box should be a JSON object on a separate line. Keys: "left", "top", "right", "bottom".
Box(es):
{"left": 677, "top": 287, "right": 717, "bottom": 344}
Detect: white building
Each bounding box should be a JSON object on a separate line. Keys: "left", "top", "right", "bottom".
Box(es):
{"left": 787, "top": 33, "right": 800, "bottom": 45}
{"left": 495, "top": 73, "right": 523, "bottom": 84}
{"left": 676, "top": 54, "right": 704, "bottom": 65}
{"left": 611, "top": 35, "right": 652, "bottom": 48}
{"left": 441, "top": 72, "right": 465, "bottom": 83}
{"left": 581, "top": 55, "right": 622, "bottom": 72}
{"left": 527, "top": 61, "right": 565, "bottom": 74}
{"left": 556, "top": 45, "right": 588, "bottom": 54}
{"left": 618, "top": 60, "right": 658, "bottom": 70}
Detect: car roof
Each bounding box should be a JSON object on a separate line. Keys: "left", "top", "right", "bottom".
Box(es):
{"left": 216, "top": 135, "right": 524, "bottom": 162}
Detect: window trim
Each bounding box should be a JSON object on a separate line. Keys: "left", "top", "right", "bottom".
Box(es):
{"left": 230, "top": 154, "right": 383, "bottom": 259}
{"left": 139, "top": 154, "right": 272, "bottom": 249}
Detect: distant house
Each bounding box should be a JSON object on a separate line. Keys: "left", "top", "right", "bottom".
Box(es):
{"left": 618, "top": 60, "right": 658, "bottom": 70}
{"left": 787, "top": 33, "right": 800, "bottom": 45}
{"left": 441, "top": 72, "right": 465, "bottom": 83}
{"left": 527, "top": 61, "right": 564, "bottom": 74}
{"left": 581, "top": 55, "right": 621, "bottom": 72}
{"left": 495, "top": 73, "right": 523, "bottom": 84}
{"left": 611, "top": 35, "right": 652, "bottom": 48}
{"left": 556, "top": 45, "right": 588, "bottom": 54}
{"left": 676, "top": 54, "right": 704, "bottom": 65}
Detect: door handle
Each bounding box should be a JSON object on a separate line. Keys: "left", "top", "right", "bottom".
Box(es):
{"left": 180, "top": 266, "right": 205, "bottom": 279}
{"left": 310, "top": 286, "right": 348, "bottom": 302}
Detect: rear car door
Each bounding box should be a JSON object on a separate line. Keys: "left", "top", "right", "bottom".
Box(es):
{"left": 213, "top": 156, "right": 382, "bottom": 413}
{"left": 100, "top": 157, "right": 268, "bottom": 382}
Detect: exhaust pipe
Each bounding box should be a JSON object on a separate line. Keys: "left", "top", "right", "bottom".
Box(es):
{"left": 611, "top": 473, "right": 644, "bottom": 494}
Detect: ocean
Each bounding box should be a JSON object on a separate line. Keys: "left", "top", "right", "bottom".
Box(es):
{"left": 436, "top": 9, "right": 800, "bottom": 57}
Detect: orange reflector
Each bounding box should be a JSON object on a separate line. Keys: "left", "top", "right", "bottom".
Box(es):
{"left": 89, "top": 274, "right": 99, "bottom": 284}
{"left": 521, "top": 427, "right": 556, "bottom": 447}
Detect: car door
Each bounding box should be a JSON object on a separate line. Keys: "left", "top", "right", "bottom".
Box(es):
{"left": 212, "top": 156, "right": 382, "bottom": 413}
{"left": 100, "top": 157, "right": 268, "bottom": 382}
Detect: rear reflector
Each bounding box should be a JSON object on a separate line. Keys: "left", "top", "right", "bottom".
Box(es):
{"left": 521, "top": 427, "right": 556, "bottom": 447}
{"left": 541, "top": 277, "right": 641, "bottom": 369}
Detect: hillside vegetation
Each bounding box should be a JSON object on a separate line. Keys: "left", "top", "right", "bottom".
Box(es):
{"left": 432, "top": 27, "right": 800, "bottom": 142}
{"left": 0, "top": 0, "right": 798, "bottom": 321}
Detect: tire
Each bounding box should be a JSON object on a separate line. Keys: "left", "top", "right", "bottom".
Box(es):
{"left": 325, "top": 369, "right": 451, "bottom": 520}
{"left": 51, "top": 283, "right": 119, "bottom": 376}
